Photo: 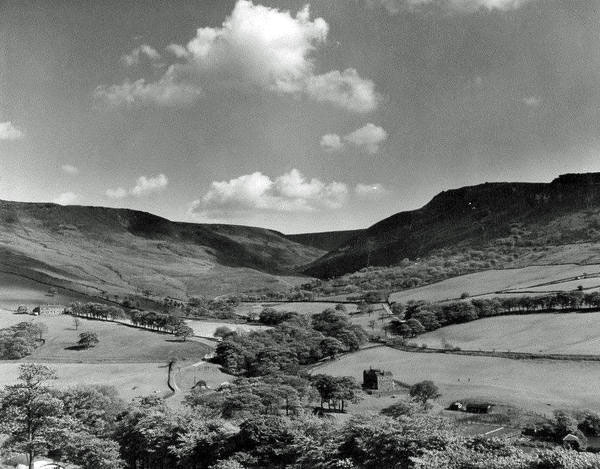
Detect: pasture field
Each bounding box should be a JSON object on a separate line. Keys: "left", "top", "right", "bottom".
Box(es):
{"left": 313, "top": 346, "right": 600, "bottom": 415}
{"left": 0, "top": 311, "right": 210, "bottom": 363}
{"left": 233, "top": 301, "right": 359, "bottom": 317}
{"left": 186, "top": 319, "right": 269, "bottom": 338}
{"left": 417, "top": 312, "right": 600, "bottom": 354}
{"left": 0, "top": 361, "right": 172, "bottom": 402}
{"left": 389, "top": 264, "right": 600, "bottom": 303}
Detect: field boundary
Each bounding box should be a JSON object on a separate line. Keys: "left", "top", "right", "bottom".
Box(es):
{"left": 386, "top": 343, "right": 600, "bottom": 362}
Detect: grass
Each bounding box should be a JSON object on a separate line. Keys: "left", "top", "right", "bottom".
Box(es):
{"left": 186, "top": 319, "right": 269, "bottom": 338}
{"left": 0, "top": 311, "right": 210, "bottom": 363}
{"left": 389, "top": 264, "right": 600, "bottom": 304}
{"left": 417, "top": 312, "right": 600, "bottom": 355}
{"left": 233, "top": 301, "right": 359, "bottom": 317}
{"left": 0, "top": 361, "right": 174, "bottom": 402}
{"left": 312, "top": 346, "right": 600, "bottom": 415}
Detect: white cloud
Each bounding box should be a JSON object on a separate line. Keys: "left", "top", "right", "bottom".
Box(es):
{"left": 105, "top": 187, "right": 128, "bottom": 199}
{"left": 106, "top": 174, "right": 168, "bottom": 199}
{"left": 191, "top": 168, "right": 349, "bottom": 218}
{"left": 320, "top": 133, "right": 344, "bottom": 152}
{"left": 523, "top": 96, "right": 541, "bottom": 107}
{"left": 355, "top": 183, "right": 386, "bottom": 198}
{"left": 0, "top": 122, "right": 24, "bottom": 140}
{"left": 367, "top": 0, "right": 531, "bottom": 13}
{"left": 53, "top": 192, "right": 79, "bottom": 205}
{"left": 305, "top": 68, "right": 379, "bottom": 113}
{"left": 61, "top": 164, "right": 79, "bottom": 175}
{"left": 131, "top": 174, "right": 169, "bottom": 196}
{"left": 343, "top": 123, "right": 387, "bottom": 154}
{"left": 122, "top": 44, "right": 162, "bottom": 66}
{"left": 96, "top": 1, "right": 378, "bottom": 112}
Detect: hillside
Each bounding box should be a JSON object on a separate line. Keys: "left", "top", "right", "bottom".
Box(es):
{"left": 305, "top": 173, "right": 600, "bottom": 279}
{"left": 287, "top": 229, "right": 363, "bottom": 252}
{"left": 0, "top": 200, "right": 324, "bottom": 299}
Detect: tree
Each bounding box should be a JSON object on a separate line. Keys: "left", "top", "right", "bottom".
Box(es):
{"left": 77, "top": 331, "right": 99, "bottom": 349}
{"left": 406, "top": 319, "right": 425, "bottom": 336}
{"left": 34, "top": 322, "right": 48, "bottom": 342}
{"left": 0, "top": 364, "right": 63, "bottom": 469}
{"left": 214, "top": 326, "right": 233, "bottom": 339}
{"left": 319, "top": 337, "right": 345, "bottom": 359}
{"left": 73, "top": 317, "right": 81, "bottom": 331}
{"left": 409, "top": 380, "right": 441, "bottom": 407}
{"left": 174, "top": 324, "right": 194, "bottom": 342}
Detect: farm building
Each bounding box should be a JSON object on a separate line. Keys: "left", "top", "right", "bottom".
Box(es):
{"left": 449, "top": 401, "right": 494, "bottom": 414}
{"left": 563, "top": 434, "right": 584, "bottom": 450}
{"left": 31, "top": 304, "right": 65, "bottom": 316}
{"left": 363, "top": 368, "right": 396, "bottom": 392}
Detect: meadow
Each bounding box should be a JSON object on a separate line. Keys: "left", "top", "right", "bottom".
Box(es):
{"left": 313, "top": 346, "right": 600, "bottom": 415}
{"left": 233, "top": 301, "right": 359, "bottom": 317}
{"left": 389, "top": 264, "right": 600, "bottom": 303}
{"left": 417, "top": 312, "right": 600, "bottom": 354}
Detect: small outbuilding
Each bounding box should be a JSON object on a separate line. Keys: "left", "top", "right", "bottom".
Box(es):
{"left": 563, "top": 433, "right": 584, "bottom": 451}
{"left": 449, "top": 401, "right": 494, "bottom": 414}
{"left": 16, "top": 305, "right": 29, "bottom": 314}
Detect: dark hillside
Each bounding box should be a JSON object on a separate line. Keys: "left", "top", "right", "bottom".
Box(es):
{"left": 305, "top": 173, "right": 600, "bottom": 278}
{"left": 0, "top": 201, "right": 324, "bottom": 298}
{"left": 287, "top": 229, "right": 363, "bottom": 251}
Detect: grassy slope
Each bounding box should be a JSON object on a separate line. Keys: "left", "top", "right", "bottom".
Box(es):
{"left": 388, "top": 264, "right": 600, "bottom": 303}
{"left": 305, "top": 174, "right": 600, "bottom": 279}
{"left": 418, "top": 312, "right": 600, "bottom": 354}
{"left": 0, "top": 200, "right": 323, "bottom": 298}
{"left": 0, "top": 312, "right": 210, "bottom": 363}
{"left": 313, "top": 346, "right": 600, "bottom": 415}
{"left": 287, "top": 229, "right": 363, "bottom": 252}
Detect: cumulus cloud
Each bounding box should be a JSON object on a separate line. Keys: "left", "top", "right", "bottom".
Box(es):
{"left": 61, "top": 164, "right": 79, "bottom": 175}
{"left": 0, "top": 121, "right": 24, "bottom": 140}
{"left": 367, "top": 0, "right": 531, "bottom": 13}
{"left": 321, "top": 123, "right": 387, "bottom": 154}
{"left": 122, "top": 44, "right": 162, "bottom": 66}
{"left": 320, "top": 133, "right": 344, "bottom": 152}
{"left": 53, "top": 192, "right": 79, "bottom": 205}
{"left": 191, "top": 169, "right": 349, "bottom": 218}
{"left": 105, "top": 187, "right": 128, "bottom": 199}
{"left": 344, "top": 123, "right": 388, "bottom": 154}
{"left": 523, "top": 96, "right": 541, "bottom": 107}
{"left": 355, "top": 183, "right": 386, "bottom": 198}
{"left": 106, "top": 174, "right": 168, "bottom": 199}
{"left": 96, "top": 1, "right": 378, "bottom": 112}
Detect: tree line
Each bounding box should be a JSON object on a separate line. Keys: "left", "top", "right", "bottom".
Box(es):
{"left": 387, "top": 291, "right": 600, "bottom": 338}
{"left": 0, "top": 321, "right": 47, "bottom": 359}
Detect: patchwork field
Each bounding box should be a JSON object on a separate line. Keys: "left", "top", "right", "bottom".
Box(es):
{"left": 389, "top": 264, "right": 600, "bottom": 304}
{"left": 417, "top": 312, "right": 600, "bottom": 354}
{"left": 313, "top": 347, "right": 600, "bottom": 415}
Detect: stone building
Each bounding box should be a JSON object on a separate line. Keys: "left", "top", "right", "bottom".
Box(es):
{"left": 362, "top": 368, "right": 396, "bottom": 392}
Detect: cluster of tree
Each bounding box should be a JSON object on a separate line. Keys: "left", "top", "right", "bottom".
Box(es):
{"left": 0, "top": 321, "right": 47, "bottom": 359}
{"left": 186, "top": 296, "right": 240, "bottom": 320}
{"left": 214, "top": 311, "right": 367, "bottom": 376}
{"left": 70, "top": 302, "right": 127, "bottom": 321}
{"left": 257, "top": 308, "right": 299, "bottom": 326}
{"left": 3, "top": 364, "right": 600, "bottom": 468}
{"left": 524, "top": 409, "right": 600, "bottom": 451}
{"left": 230, "top": 288, "right": 315, "bottom": 303}
{"left": 310, "top": 374, "right": 362, "bottom": 412}
{"left": 387, "top": 292, "right": 600, "bottom": 339}
{"left": 185, "top": 374, "right": 316, "bottom": 418}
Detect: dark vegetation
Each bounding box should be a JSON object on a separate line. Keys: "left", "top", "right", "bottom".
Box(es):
{"left": 214, "top": 309, "right": 368, "bottom": 376}
{"left": 2, "top": 364, "right": 600, "bottom": 469}
{"left": 386, "top": 291, "right": 600, "bottom": 339}
{"left": 0, "top": 322, "right": 47, "bottom": 359}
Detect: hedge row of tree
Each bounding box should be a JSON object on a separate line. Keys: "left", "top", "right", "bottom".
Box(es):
{"left": 214, "top": 310, "right": 368, "bottom": 376}
{"left": 70, "top": 303, "right": 194, "bottom": 340}
{"left": 3, "top": 364, "right": 600, "bottom": 469}
{"left": 388, "top": 291, "right": 600, "bottom": 337}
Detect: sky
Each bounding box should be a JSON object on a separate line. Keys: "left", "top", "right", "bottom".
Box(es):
{"left": 2, "top": 0, "right": 600, "bottom": 233}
